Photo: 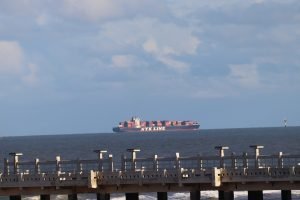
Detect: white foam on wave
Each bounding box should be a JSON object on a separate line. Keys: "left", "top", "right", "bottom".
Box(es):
{"left": 292, "top": 190, "right": 300, "bottom": 200}
{"left": 139, "top": 193, "right": 156, "bottom": 200}
{"left": 107, "top": 194, "right": 124, "bottom": 200}
{"left": 23, "top": 196, "right": 42, "bottom": 200}
{"left": 263, "top": 190, "right": 281, "bottom": 200}
{"left": 50, "top": 195, "right": 68, "bottom": 200}
{"left": 167, "top": 192, "right": 189, "bottom": 200}
{"left": 200, "top": 190, "right": 218, "bottom": 199}
{"left": 234, "top": 191, "right": 247, "bottom": 200}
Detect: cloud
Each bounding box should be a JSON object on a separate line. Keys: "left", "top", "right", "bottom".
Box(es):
{"left": 111, "top": 54, "right": 142, "bottom": 69}
{"left": 143, "top": 39, "right": 158, "bottom": 54}
{"left": 0, "top": 40, "right": 39, "bottom": 86}
{"left": 156, "top": 56, "right": 189, "bottom": 72}
{"left": 96, "top": 18, "right": 200, "bottom": 72}
{"left": 169, "top": 0, "right": 299, "bottom": 18}
{"left": 62, "top": 0, "right": 122, "bottom": 21}
{"left": 35, "top": 14, "right": 48, "bottom": 26}
{"left": 61, "top": 0, "right": 167, "bottom": 21}
{"left": 142, "top": 35, "right": 199, "bottom": 72}
{"left": 228, "top": 64, "right": 260, "bottom": 88}
{"left": 0, "top": 0, "right": 39, "bottom": 14}
{"left": 22, "top": 63, "right": 39, "bottom": 85}
{"left": 1, "top": 0, "right": 299, "bottom": 100}
{"left": 0, "top": 41, "right": 24, "bottom": 74}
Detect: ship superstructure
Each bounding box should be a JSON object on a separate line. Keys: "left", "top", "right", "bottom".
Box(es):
{"left": 113, "top": 117, "right": 200, "bottom": 133}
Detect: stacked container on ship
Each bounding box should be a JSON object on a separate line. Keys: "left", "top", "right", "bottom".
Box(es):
{"left": 113, "top": 117, "right": 200, "bottom": 133}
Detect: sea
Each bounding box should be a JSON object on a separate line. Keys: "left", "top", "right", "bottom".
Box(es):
{"left": 0, "top": 126, "right": 300, "bottom": 200}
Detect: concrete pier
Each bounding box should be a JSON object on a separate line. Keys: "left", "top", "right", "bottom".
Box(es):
{"left": 40, "top": 194, "right": 50, "bottom": 200}
{"left": 68, "top": 194, "right": 78, "bottom": 200}
{"left": 9, "top": 196, "right": 21, "bottom": 200}
{"left": 97, "top": 193, "right": 110, "bottom": 200}
{"left": 190, "top": 191, "right": 201, "bottom": 200}
{"left": 157, "top": 192, "right": 168, "bottom": 200}
{"left": 248, "top": 191, "right": 263, "bottom": 200}
{"left": 219, "top": 191, "right": 234, "bottom": 200}
{"left": 0, "top": 146, "right": 300, "bottom": 200}
{"left": 281, "top": 190, "right": 292, "bottom": 200}
{"left": 125, "top": 193, "right": 139, "bottom": 200}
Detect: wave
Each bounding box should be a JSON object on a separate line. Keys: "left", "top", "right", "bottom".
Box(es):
{"left": 18, "top": 190, "right": 300, "bottom": 200}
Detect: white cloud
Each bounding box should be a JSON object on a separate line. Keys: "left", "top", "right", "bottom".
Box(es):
{"left": 169, "top": 0, "right": 297, "bottom": 18}
{"left": 111, "top": 54, "right": 140, "bottom": 69}
{"left": 61, "top": 0, "right": 167, "bottom": 21}
{"left": 0, "top": 1, "right": 38, "bottom": 14}
{"left": 156, "top": 56, "right": 189, "bottom": 72}
{"left": 191, "top": 81, "right": 236, "bottom": 98}
{"left": 35, "top": 14, "right": 48, "bottom": 26}
{"left": 143, "top": 39, "right": 158, "bottom": 54}
{"left": 126, "top": 72, "right": 237, "bottom": 99}
{"left": 228, "top": 64, "right": 260, "bottom": 88}
{"left": 62, "top": 0, "right": 122, "bottom": 21}
{"left": 0, "top": 41, "right": 24, "bottom": 74}
{"left": 1, "top": 0, "right": 299, "bottom": 100}
{"left": 0, "top": 40, "right": 39, "bottom": 86}
{"left": 22, "top": 63, "right": 39, "bottom": 85}
{"left": 96, "top": 18, "right": 200, "bottom": 72}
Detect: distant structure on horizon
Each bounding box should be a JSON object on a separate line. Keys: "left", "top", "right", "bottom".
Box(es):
{"left": 283, "top": 118, "right": 287, "bottom": 127}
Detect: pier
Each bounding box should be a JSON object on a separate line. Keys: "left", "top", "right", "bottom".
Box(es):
{"left": 0, "top": 145, "right": 300, "bottom": 200}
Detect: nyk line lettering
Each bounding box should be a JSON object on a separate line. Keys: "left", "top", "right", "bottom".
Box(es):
{"left": 141, "top": 127, "right": 166, "bottom": 131}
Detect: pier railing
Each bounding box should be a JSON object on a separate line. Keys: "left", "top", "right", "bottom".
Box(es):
{"left": 1, "top": 145, "right": 300, "bottom": 191}
{"left": 2, "top": 146, "right": 300, "bottom": 174}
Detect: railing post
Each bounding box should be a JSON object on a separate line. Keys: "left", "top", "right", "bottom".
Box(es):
{"left": 9, "top": 152, "right": 23, "bottom": 174}
{"left": 175, "top": 152, "right": 180, "bottom": 170}
{"left": 231, "top": 153, "right": 236, "bottom": 169}
{"left": 153, "top": 154, "right": 158, "bottom": 171}
{"left": 94, "top": 150, "right": 107, "bottom": 171}
{"left": 243, "top": 152, "right": 248, "bottom": 168}
{"left": 108, "top": 154, "right": 113, "bottom": 172}
{"left": 249, "top": 145, "right": 264, "bottom": 168}
{"left": 4, "top": 158, "right": 9, "bottom": 175}
{"left": 35, "top": 158, "right": 40, "bottom": 174}
{"left": 215, "top": 146, "right": 229, "bottom": 168}
{"left": 127, "top": 148, "right": 140, "bottom": 171}
{"left": 197, "top": 154, "right": 203, "bottom": 170}
{"left": 56, "top": 156, "right": 61, "bottom": 174}
{"left": 278, "top": 152, "right": 283, "bottom": 168}
{"left": 76, "top": 159, "right": 83, "bottom": 173}
{"left": 121, "top": 154, "right": 126, "bottom": 171}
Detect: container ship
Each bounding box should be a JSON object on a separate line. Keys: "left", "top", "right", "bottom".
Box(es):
{"left": 113, "top": 117, "right": 200, "bottom": 133}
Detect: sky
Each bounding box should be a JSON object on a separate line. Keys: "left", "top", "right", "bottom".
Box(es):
{"left": 0, "top": 0, "right": 300, "bottom": 136}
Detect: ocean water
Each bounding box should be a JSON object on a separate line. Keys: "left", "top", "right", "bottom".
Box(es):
{"left": 0, "top": 126, "right": 300, "bottom": 199}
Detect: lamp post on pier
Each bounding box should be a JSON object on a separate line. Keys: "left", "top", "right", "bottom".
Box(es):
{"left": 9, "top": 152, "right": 23, "bottom": 174}
{"left": 94, "top": 150, "right": 108, "bottom": 171}
{"left": 249, "top": 145, "right": 264, "bottom": 168}
{"left": 127, "top": 148, "right": 140, "bottom": 171}
{"left": 215, "top": 146, "right": 229, "bottom": 168}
